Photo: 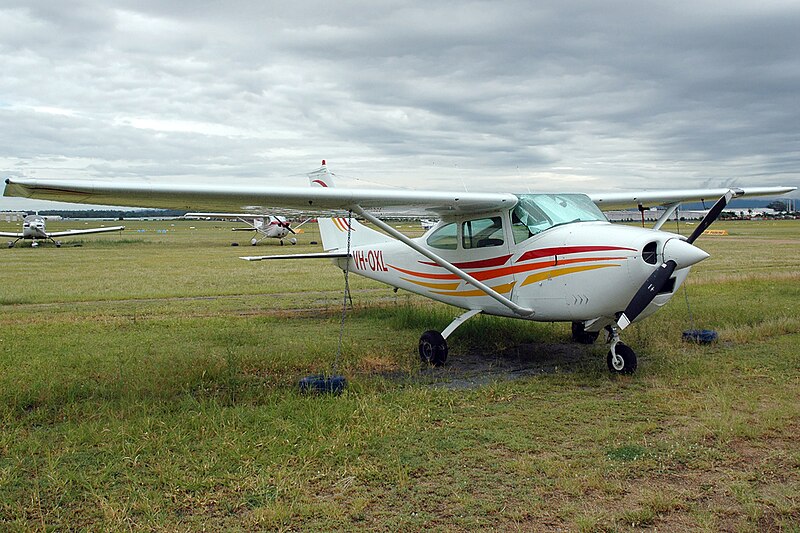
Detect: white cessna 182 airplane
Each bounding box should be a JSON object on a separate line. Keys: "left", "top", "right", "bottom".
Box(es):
{"left": 4, "top": 163, "right": 794, "bottom": 373}
{"left": 184, "top": 212, "right": 303, "bottom": 245}
{"left": 0, "top": 213, "right": 125, "bottom": 247}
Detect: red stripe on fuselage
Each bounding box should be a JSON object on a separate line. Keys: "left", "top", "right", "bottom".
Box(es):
{"left": 518, "top": 245, "right": 635, "bottom": 263}
{"left": 419, "top": 254, "right": 512, "bottom": 269}
{"left": 391, "top": 255, "right": 626, "bottom": 283}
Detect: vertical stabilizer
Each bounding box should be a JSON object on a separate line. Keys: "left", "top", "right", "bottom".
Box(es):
{"left": 308, "top": 160, "right": 335, "bottom": 188}
{"left": 307, "top": 160, "right": 393, "bottom": 252}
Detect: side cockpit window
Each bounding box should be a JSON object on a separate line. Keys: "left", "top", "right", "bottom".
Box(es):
{"left": 462, "top": 216, "right": 504, "bottom": 249}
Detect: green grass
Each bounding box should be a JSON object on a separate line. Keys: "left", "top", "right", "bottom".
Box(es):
{"left": 0, "top": 219, "right": 798, "bottom": 530}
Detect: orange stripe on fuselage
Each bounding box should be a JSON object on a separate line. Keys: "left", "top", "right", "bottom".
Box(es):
{"left": 400, "top": 277, "right": 461, "bottom": 291}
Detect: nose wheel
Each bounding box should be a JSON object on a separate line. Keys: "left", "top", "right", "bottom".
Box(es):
{"left": 606, "top": 327, "right": 637, "bottom": 374}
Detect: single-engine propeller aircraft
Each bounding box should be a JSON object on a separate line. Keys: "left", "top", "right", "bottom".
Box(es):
{"left": 184, "top": 212, "right": 304, "bottom": 245}
{"left": 0, "top": 213, "right": 125, "bottom": 248}
{"left": 3, "top": 163, "right": 794, "bottom": 373}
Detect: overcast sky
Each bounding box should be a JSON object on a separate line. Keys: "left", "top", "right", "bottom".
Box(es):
{"left": 1, "top": 0, "right": 799, "bottom": 210}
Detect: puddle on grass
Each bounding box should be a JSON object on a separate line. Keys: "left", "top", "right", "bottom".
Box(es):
{"left": 393, "top": 342, "right": 601, "bottom": 390}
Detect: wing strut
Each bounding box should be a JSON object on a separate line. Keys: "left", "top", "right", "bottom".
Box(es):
{"left": 652, "top": 203, "right": 680, "bottom": 231}
{"left": 352, "top": 206, "right": 535, "bottom": 318}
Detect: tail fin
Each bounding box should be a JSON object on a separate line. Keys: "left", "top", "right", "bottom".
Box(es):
{"left": 306, "top": 160, "right": 392, "bottom": 252}
{"left": 308, "top": 160, "right": 335, "bottom": 188}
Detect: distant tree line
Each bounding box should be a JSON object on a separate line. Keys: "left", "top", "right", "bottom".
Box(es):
{"left": 37, "top": 209, "right": 188, "bottom": 219}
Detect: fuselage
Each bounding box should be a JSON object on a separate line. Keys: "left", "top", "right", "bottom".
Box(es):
{"left": 21, "top": 215, "right": 48, "bottom": 239}
{"left": 325, "top": 193, "right": 708, "bottom": 329}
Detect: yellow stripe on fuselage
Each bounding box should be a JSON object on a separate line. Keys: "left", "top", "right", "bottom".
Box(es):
{"left": 430, "top": 281, "right": 516, "bottom": 297}
{"left": 520, "top": 264, "right": 619, "bottom": 287}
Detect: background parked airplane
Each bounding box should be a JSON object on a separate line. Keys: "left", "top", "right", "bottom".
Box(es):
{"left": 184, "top": 213, "right": 305, "bottom": 245}
{"left": 0, "top": 214, "right": 125, "bottom": 248}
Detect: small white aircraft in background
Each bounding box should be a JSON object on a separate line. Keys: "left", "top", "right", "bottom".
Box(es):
{"left": 420, "top": 219, "right": 437, "bottom": 231}
{"left": 184, "top": 212, "right": 304, "bottom": 245}
{"left": 4, "top": 163, "right": 794, "bottom": 373}
{"left": 0, "top": 213, "right": 125, "bottom": 248}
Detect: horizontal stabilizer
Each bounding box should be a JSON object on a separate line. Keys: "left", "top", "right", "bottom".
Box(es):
{"left": 240, "top": 252, "right": 351, "bottom": 261}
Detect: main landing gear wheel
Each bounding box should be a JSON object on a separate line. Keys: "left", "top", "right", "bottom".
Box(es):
{"left": 571, "top": 321, "right": 600, "bottom": 344}
{"left": 419, "top": 330, "right": 448, "bottom": 367}
{"left": 607, "top": 342, "right": 637, "bottom": 374}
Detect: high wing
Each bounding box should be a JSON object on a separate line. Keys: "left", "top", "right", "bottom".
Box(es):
{"left": 588, "top": 187, "right": 795, "bottom": 210}
{"left": 185, "top": 212, "right": 267, "bottom": 219}
{"left": 0, "top": 230, "right": 23, "bottom": 238}
{"left": 4, "top": 178, "right": 516, "bottom": 216}
{"left": 4, "top": 177, "right": 795, "bottom": 216}
{"left": 45, "top": 225, "right": 125, "bottom": 238}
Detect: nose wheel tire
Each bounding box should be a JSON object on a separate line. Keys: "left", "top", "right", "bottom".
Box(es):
{"left": 607, "top": 342, "right": 637, "bottom": 374}
{"left": 419, "top": 330, "right": 448, "bottom": 367}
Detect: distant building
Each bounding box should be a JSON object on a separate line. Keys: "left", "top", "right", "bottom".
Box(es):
{"left": 723, "top": 208, "right": 776, "bottom": 218}
{"left": 1, "top": 211, "right": 26, "bottom": 222}
{"left": 605, "top": 208, "right": 707, "bottom": 223}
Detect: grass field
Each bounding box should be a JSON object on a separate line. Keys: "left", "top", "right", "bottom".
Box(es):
{"left": 1, "top": 218, "right": 798, "bottom": 531}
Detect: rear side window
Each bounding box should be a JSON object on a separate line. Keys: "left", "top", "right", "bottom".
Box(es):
{"left": 426, "top": 222, "right": 458, "bottom": 249}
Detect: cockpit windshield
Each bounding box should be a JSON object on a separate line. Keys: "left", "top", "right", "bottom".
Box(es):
{"left": 511, "top": 193, "right": 606, "bottom": 242}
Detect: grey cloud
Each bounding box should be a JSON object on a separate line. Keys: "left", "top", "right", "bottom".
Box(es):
{"left": 1, "top": 0, "right": 798, "bottom": 212}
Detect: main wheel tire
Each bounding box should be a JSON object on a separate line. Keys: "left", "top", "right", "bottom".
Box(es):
{"left": 607, "top": 342, "right": 637, "bottom": 374}
{"left": 419, "top": 330, "right": 448, "bottom": 367}
{"left": 571, "top": 321, "right": 600, "bottom": 344}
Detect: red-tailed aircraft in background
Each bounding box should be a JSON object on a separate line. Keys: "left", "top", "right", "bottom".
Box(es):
{"left": 185, "top": 212, "right": 304, "bottom": 245}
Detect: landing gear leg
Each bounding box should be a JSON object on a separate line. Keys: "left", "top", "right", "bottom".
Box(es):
{"left": 605, "top": 326, "right": 637, "bottom": 374}
{"left": 418, "top": 309, "right": 481, "bottom": 367}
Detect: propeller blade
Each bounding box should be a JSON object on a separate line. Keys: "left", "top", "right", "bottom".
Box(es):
{"left": 686, "top": 189, "right": 736, "bottom": 244}
{"left": 617, "top": 260, "right": 677, "bottom": 330}
{"left": 276, "top": 219, "right": 296, "bottom": 234}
